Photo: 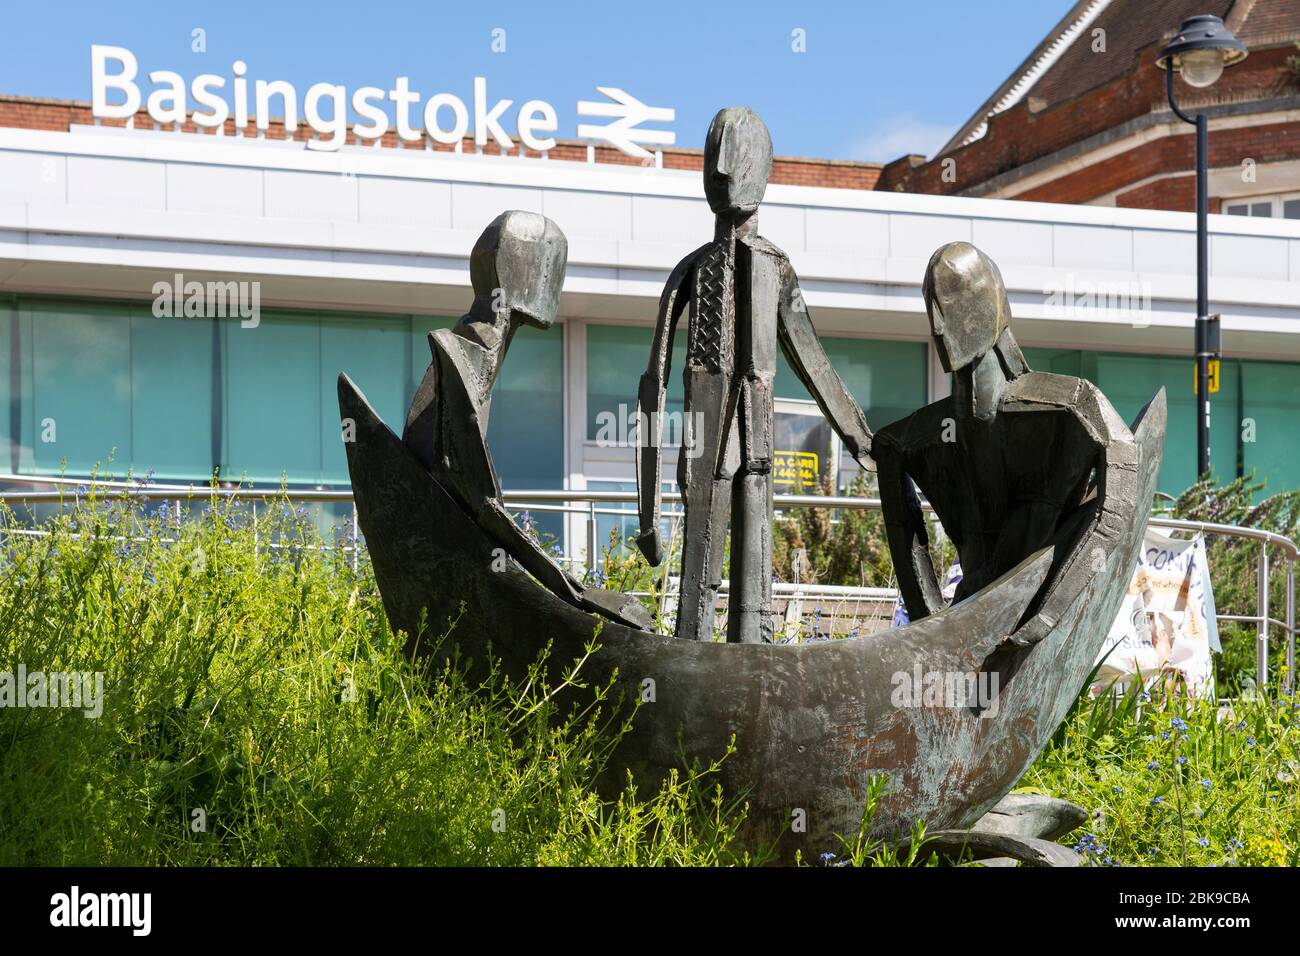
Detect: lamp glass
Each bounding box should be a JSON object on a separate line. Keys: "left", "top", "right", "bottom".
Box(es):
{"left": 1179, "top": 48, "right": 1226, "bottom": 88}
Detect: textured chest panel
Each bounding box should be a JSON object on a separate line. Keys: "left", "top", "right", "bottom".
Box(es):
{"left": 689, "top": 241, "right": 733, "bottom": 373}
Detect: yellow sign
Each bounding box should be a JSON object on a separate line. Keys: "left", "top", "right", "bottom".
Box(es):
{"left": 1193, "top": 359, "right": 1220, "bottom": 395}
{"left": 773, "top": 450, "right": 820, "bottom": 491}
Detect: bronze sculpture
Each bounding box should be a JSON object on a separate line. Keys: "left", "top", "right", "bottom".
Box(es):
{"left": 400, "top": 210, "right": 651, "bottom": 631}
{"left": 634, "top": 107, "right": 873, "bottom": 644}
{"left": 874, "top": 241, "right": 1149, "bottom": 650}
{"left": 337, "top": 109, "right": 1166, "bottom": 864}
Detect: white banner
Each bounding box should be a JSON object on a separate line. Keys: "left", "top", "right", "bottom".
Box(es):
{"left": 1093, "top": 528, "right": 1220, "bottom": 698}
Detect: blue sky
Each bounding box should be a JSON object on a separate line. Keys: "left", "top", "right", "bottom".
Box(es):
{"left": 0, "top": 0, "right": 1072, "bottom": 162}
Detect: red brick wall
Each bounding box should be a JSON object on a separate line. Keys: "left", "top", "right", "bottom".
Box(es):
{"left": 1007, "top": 118, "right": 1300, "bottom": 208}
{"left": 0, "top": 95, "right": 882, "bottom": 191}
{"left": 876, "top": 44, "right": 1300, "bottom": 210}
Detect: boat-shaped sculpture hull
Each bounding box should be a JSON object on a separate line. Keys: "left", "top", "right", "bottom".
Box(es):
{"left": 341, "top": 375, "right": 1165, "bottom": 860}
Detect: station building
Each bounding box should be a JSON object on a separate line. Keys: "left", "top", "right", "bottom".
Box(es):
{"left": 1, "top": 45, "right": 1299, "bottom": 555}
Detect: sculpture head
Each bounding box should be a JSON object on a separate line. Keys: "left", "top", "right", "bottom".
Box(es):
{"left": 704, "top": 107, "right": 773, "bottom": 222}
{"left": 923, "top": 241, "right": 1013, "bottom": 373}
{"left": 469, "top": 211, "right": 568, "bottom": 329}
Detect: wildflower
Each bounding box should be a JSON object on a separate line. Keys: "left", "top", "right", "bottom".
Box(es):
{"left": 1200, "top": 778, "right": 1212, "bottom": 790}
{"left": 1197, "top": 837, "right": 1210, "bottom": 847}
{"left": 1170, "top": 717, "right": 1188, "bottom": 731}
{"left": 1150, "top": 796, "right": 1163, "bottom": 805}
{"left": 1227, "top": 838, "right": 1244, "bottom": 851}
{"left": 1147, "top": 760, "right": 1160, "bottom": 770}
{"left": 1161, "top": 731, "right": 1171, "bottom": 740}
{"left": 1175, "top": 756, "right": 1188, "bottom": 765}
{"left": 1247, "top": 737, "right": 1257, "bottom": 747}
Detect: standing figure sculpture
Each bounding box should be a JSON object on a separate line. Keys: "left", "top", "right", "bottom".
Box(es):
{"left": 635, "top": 107, "right": 873, "bottom": 644}
{"left": 401, "top": 210, "right": 651, "bottom": 630}
{"left": 873, "top": 241, "right": 1164, "bottom": 649}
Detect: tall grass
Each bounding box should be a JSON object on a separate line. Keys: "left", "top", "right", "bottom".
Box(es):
{"left": 1023, "top": 681, "right": 1300, "bottom": 867}
{"left": 0, "top": 485, "right": 756, "bottom": 866}
{"left": 1, "top": 483, "right": 1295, "bottom": 866}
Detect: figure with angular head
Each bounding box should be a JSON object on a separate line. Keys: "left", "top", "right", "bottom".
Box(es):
{"left": 635, "top": 107, "right": 874, "bottom": 644}
{"left": 873, "top": 241, "right": 1165, "bottom": 647}
{"left": 402, "top": 210, "right": 651, "bottom": 630}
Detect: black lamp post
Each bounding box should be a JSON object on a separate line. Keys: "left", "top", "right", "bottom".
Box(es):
{"left": 1156, "top": 15, "right": 1247, "bottom": 479}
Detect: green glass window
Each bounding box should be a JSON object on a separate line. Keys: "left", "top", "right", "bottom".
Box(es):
{"left": 1240, "top": 362, "right": 1300, "bottom": 494}
{"left": 1089, "top": 352, "right": 1238, "bottom": 497}
{"left": 224, "top": 310, "right": 320, "bottom": 485}
{"left": 587, "top": 325, "right": 926, "bottom": 440}
{"left": 28, "top": 300, "right": 132, "bottom": 477}
{"left": 1020, "top": 347, "right": 1300, "bottom": 498}
{"left": 774, "top": 337, "right": 926, "bottom": 431}
{"left": 586, "top": 324, "right": 685, "bottom": 441}
{"left": 3, "top": 297, "right": 566, "bottom": 497}
{"left": 132, "top": 306, "right": 218, "bottom": 481}
{"left": 487, "top": 325, "right": 565, "bottom": 490}
{"left": 320, "top": 312, "right": 410, "bottom": 485}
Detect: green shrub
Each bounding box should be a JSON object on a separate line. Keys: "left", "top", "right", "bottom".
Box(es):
{"left": 0, "top": 486, "right": 756, "bottom": 866}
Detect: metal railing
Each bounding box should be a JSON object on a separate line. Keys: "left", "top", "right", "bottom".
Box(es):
{"left": 1, "top": 473, "right": 1295, "bottom": 695}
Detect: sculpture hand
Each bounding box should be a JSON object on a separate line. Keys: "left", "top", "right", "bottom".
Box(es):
{"left": 635, "top": 527, "right": 664, "bottom": 566}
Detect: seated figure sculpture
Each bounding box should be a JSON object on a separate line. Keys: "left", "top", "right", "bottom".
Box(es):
{"left": 402, "top": 210, "right": 652, "bottom": 630}
{"left": 874, "top": 241, "right": 1157, "bottom": 647}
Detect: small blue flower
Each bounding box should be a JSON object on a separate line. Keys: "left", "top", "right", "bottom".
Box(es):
{"left": 1170, "top": 717, "right": 1188, "bottom": 731}
{"left": 1247, "top": 737, "right": 1257, "bottom": 747}
{"left": 819, "top": 851, "right": 837, "bottom": 864}
{"left": 1200, "top": 778, "right": 1212, "bottom": 790}
{"left": 1150, "top": 796, "right": 1163, "bottom": 805}
{"left": 1197, "top": 837, "right": 1210, "bottom": 847}
{"left": 1227, "top": 838, "right": 1244, "bottom": 850}
{"left": 1147, "top": 760, "right": 1160, "bottom": 770}
{"left": 1161, "top": 731, "right": 1171, "bottom": 740}
{"left": 1175, "top": 756, "right": 1188, "bottom": 765}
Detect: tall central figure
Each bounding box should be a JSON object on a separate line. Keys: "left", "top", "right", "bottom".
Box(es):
{"left": 635, "top": 107, "right": 873, "bottom": 644}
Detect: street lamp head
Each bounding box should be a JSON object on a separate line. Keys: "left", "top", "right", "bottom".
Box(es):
{"left": 1156, "top": 15, "right": 1247, "bottom": 88}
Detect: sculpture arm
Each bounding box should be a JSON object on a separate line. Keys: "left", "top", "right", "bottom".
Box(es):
{"left": 777, "top": 270, "right": 873, "bottom": 465}
{"left": 634, "top": 247, "right": 701, "bottom": 565}
{"left": 875, "top": 434, "right": 944, "bottom": 620}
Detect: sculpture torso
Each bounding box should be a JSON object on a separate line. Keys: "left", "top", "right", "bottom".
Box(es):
{"left": 405, "top": 325, "right": 502, "bottom": 511}
{"left": 875, "top": 371, "right": 1109, "bottom": 602}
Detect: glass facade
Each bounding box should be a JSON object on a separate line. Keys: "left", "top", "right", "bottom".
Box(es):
{"left": 7, "top": 296, "right": 1295, "bottom": 518}
{"left": 1, "top": 297, "right": 564, "bottom": 495}
{"left": 585, "top": 325, "right": 927, "bottom": 440}
{"left": 1022, "top": 347, "right": 1300, "bottom": 497}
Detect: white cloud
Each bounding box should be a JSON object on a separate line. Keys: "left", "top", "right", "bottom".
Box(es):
{"left": 843, "top": 115, "right": 957, "bottom": 164}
